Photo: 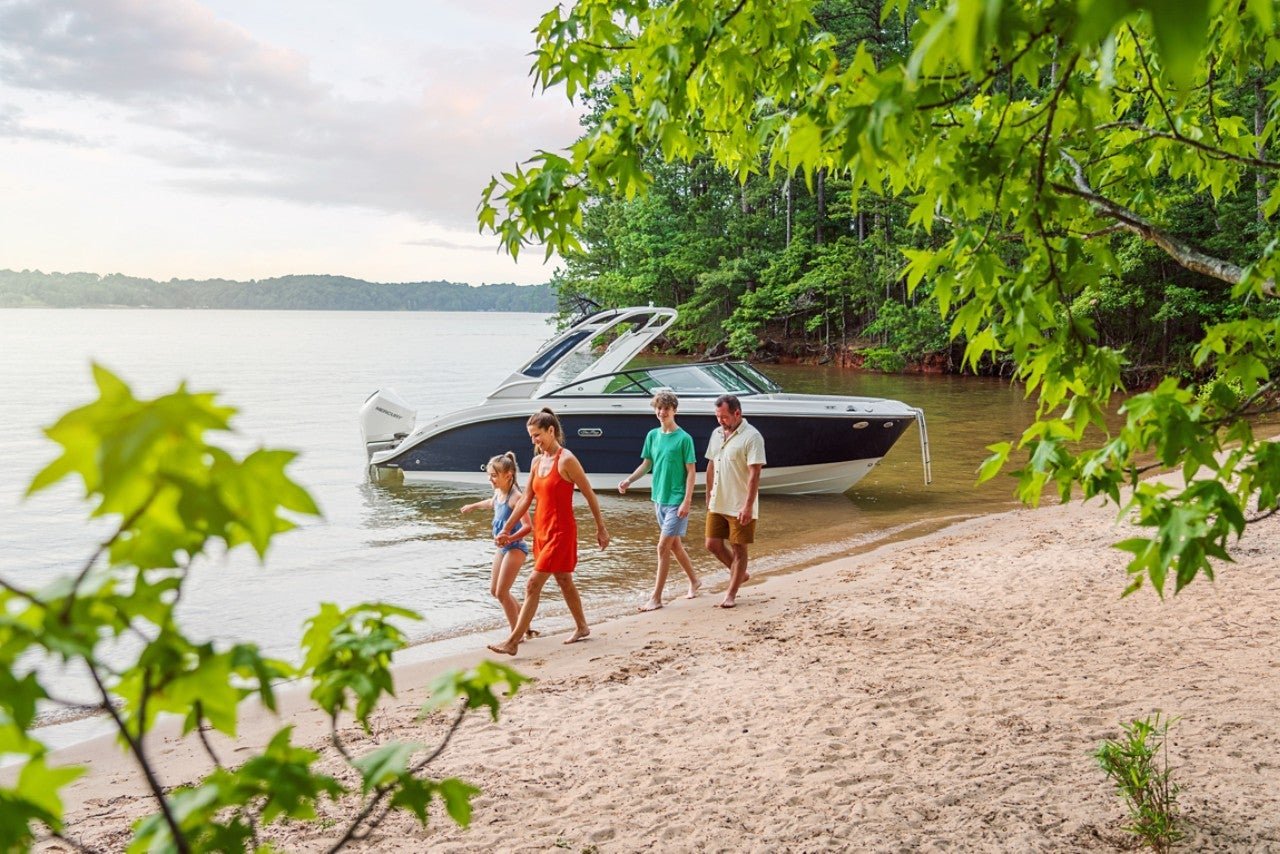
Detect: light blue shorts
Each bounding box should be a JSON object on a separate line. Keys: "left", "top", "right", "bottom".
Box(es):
{"left": 654, "top": 503, "right": 689, "bottom": 537}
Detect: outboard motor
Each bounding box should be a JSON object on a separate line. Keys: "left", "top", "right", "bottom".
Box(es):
{"left": 359, "top": 388, "right": 416, "bottom": 458}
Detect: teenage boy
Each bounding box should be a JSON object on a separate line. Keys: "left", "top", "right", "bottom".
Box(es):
{"left": 618, "top": 390, "right": 701, "bottom": 610}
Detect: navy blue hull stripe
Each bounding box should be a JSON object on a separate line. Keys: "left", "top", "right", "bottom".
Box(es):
{"left": 382, "top": 414, "right": 912, "bottom": 475}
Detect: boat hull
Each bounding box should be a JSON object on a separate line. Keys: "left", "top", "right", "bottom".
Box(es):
{"left": 371, "top": 407, "right": 913, "bottom": 495}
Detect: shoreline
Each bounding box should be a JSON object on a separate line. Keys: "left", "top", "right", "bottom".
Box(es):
{"left": 27, "top": 494, "right": 1280, "bottom": 850}
{"left": 21, "top": 508, "right": 978, "bottom": 750}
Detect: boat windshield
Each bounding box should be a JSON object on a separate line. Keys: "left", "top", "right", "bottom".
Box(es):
{"left": 542, "top": 362, "right": 781, "bottom": 398}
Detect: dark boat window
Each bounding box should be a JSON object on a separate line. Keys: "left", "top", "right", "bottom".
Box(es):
{"left": 521, "top": 330, "right": 591, "bottom": 378}
{"left": 543, "top": 363, "right": 767, "bottom": 397}
{"left": 727, "top": 362, "right": 782, "bottom": 393}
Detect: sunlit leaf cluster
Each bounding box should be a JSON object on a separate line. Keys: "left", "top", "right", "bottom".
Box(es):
{"left": 1, "top": 368, "right": 527, "bottom": 851}
{"left": 483, "top": 0, "right": 1280, "bottom": 595}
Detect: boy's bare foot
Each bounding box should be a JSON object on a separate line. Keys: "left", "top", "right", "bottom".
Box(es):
{"left": 637, "top": 598, "right": 663, "bottom": 612}
{"left": 685, "top": 578, "right": 702, "bottom": 599}
{"left": 487, "top": 642, "right": 518, "bottom": 656}
{"left": 564, "top": 626, "right": 591, "bottom": 644}
{"left": 525, "top": 628, "right": 541, "bottom": 639}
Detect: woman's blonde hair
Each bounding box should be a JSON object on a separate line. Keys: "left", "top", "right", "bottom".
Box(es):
{"left": 486, "top": 451, "right": 521, "bottom": 490}
{"left": 527, "top": 407, "right": 565, "bottom": 446}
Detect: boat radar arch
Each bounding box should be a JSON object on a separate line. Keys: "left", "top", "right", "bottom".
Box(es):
{"left": 485, "top": 306, "right": 677, "bottom": 401}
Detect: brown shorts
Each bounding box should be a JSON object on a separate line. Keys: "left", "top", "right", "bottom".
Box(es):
{"left": 705, "top": 512, "right": 756, "bottom": 545}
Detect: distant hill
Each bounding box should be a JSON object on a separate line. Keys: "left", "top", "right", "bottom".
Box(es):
{"left": 0, "top": 270, "right": 556, "bottom": 312}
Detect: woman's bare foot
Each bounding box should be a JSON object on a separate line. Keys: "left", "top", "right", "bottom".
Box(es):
{"left": 637, "top": 598, "right": 663, "bottom": 612}
{"left": 685, "top": 578, "right": 702, "bottom": 599}
{"left": 525, "top": 628, "right": 541, "bottom": 639}
{"left": 717, "top": 595, "right": 736, "bottom": 609}
{"left": 564, "top": 626, "right": 590, "bottom": 644}
{"left": 487, "top": 642, "right": 518, "bottom": 656}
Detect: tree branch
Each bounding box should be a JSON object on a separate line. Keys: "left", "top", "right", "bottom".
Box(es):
{"left": 326, "top": 704, "right": 469, "bottom": 853}
{"left": 1095, "top": 120, "right": 1280, "bottom": 170}
{"left": 1054, "top": 152, "right": 1277, "bottom": 296}
{"left": 85, "top": 662, "right": 189, "bottom": 854}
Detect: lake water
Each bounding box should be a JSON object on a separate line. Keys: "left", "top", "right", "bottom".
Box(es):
{"left": 0, "top": 308, "right": 1039, "bottom": 719}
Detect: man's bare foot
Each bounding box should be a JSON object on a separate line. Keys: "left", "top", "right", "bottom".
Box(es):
{"left": 487, "top": 642, "right": 518, "bottom": 656}
{"left": 564, "top": 626, "right": 591, "bottom": 644}
{"left": 685, "top": 578, "right": 702, "bottom": 599}
{"left": 637, "top": 598, "right": 663, "bottom": 612}
{"left": 718, "top": 596, "right": 736, "bottom": 609}
{"left": 525, "top": 628, "right": 541, "bottom": 639}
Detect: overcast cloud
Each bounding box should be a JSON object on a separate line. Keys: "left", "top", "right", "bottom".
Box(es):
{"left": 0, "top": 0, "right": 583, "bottom": 284}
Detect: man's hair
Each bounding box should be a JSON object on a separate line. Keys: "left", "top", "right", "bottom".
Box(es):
{"left": 714, "top": 394, "right": 741, "bottom": 413}
{"left": 651, "top": 390, "right": 679, "bottom": 411}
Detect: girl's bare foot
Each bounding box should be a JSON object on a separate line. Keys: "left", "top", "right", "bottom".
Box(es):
{"left": 487, "top": 642, "right": 518, "bottom": 656}
{"left": 525, "top": 628, "right": 541, "bottom": 639}
{"left": 718, "top": 595, "right": 736, "bottom": 608}
{"left": 685, "top": 578, "right": 702, "bottom": 599}
{"left": 564, "top": 626, "right": 590, "bottom": 644}
{"left": 637, "top": 598, "right": 663, "bottom": 612}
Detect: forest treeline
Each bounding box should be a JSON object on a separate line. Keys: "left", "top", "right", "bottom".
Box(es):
{"left": 0, "top": 270, "right": 555, "bottom": 312}
{"left": 545, "top": 0, "right": 1278, "bottom": 380}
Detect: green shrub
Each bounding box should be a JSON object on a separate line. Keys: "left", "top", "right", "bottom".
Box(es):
{"left": 1094, "top": 713, "right": 1184, "bottom": 852}
{"left": 858, "top": 347, "right": 907, "bottom": 373}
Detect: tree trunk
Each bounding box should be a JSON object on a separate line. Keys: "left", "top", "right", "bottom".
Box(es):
{"left": 1257, "top": 71, "right": 1268, "bottom": 224}
{"left": 785, "top": 176, "right": 793, "bottom": 247}
{"left": 816, "top": 168, "right": 826, "bottom": 246}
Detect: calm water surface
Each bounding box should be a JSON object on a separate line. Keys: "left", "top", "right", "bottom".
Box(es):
{"left": 0, "top": 308, "right": 1040, "bottom": 701}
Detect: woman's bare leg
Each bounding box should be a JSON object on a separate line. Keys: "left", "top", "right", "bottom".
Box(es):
{"left": 554, "top": 573, "right": 590, "bottom": 643}
{"left": 487, "top": 571, "right": 550, "bottom": 655}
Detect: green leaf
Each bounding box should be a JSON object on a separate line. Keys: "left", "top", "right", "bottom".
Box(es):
{"left": 353, "top": 741, "right": 424, "bottom": 794}
{"left": 427, "top": 661, "right": 530, "bottom": 721}
{"left": 437, "top": 777, "right": 481, "bottom": 827}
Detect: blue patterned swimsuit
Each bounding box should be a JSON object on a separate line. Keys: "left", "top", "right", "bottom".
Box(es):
{"left": 492, "top": 489, "right": 530, "bottom": 555}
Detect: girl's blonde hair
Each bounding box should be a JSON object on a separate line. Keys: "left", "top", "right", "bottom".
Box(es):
{"left": 486, "top": 451, "right": 521, "bottom": 490}
{"left": 527, "top": 407, "right": 565, "bottom": 446}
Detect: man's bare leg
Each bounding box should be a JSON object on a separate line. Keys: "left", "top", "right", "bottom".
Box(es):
{"left": 705, "top": 536, "right": 733, "bottom": 571}
{"left": 487, "top": 572, "right": 550, "bottom": 655}
{"left": 719, "top": 544, "right": 750, "bottom": 608}
{"left": 555, "top": 573, "right": 591, "bottom": 643}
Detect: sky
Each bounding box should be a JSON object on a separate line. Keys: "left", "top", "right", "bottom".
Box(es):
{"left": 0, "top": 0, "right": 584, "bottom": 285}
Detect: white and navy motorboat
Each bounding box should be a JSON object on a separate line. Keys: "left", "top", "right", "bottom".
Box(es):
{"left": 360, "top": 306, "right": 931, "bottom": 494}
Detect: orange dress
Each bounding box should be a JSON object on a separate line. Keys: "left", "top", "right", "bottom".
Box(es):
{"left": 531, "top": 448, "right": 578, "bottom": 573}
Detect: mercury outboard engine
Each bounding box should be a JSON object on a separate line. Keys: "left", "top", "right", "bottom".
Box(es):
{"left": 359, "top": 388, "right": 416, "bottom": 458}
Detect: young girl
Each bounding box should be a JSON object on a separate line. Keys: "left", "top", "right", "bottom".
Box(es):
{"left": 488, "top": 408, "right": 610, "bottom": 656}
{"left": 461, "top": 452, "right": 536, "bottom": 638}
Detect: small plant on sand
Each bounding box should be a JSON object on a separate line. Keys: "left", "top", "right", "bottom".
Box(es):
{"left": 0, "top": 365, "right": 526, "bottom": 852}
{"left": 1094, "top": 713, "right": 1184, "bottom": 852}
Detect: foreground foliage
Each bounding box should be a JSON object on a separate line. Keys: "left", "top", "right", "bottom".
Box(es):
{"left": 0, "top": 365, "right": 525, "bottom": 852}
{"left": 480, "top": 0, "right": 1280, "bottom": 594}
{"left": 1095, "top": 713, "right": 1184, "bottom": 852}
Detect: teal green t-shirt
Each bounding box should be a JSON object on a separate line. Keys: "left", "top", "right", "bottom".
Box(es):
{"left": 642, "top": 427, "right": 696, "bottom": 505}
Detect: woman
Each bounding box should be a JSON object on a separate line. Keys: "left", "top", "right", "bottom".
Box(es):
{"left": 488, "top": 408, "right": 610, "bottom": 655}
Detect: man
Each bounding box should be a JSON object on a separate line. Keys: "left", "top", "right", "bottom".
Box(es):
{"left": 704, "top": 394, "right": 766, "bottom": 608}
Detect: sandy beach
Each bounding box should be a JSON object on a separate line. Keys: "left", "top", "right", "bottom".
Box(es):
{"left": 31, "top": 493, "right": 1280, "bottom": 852}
